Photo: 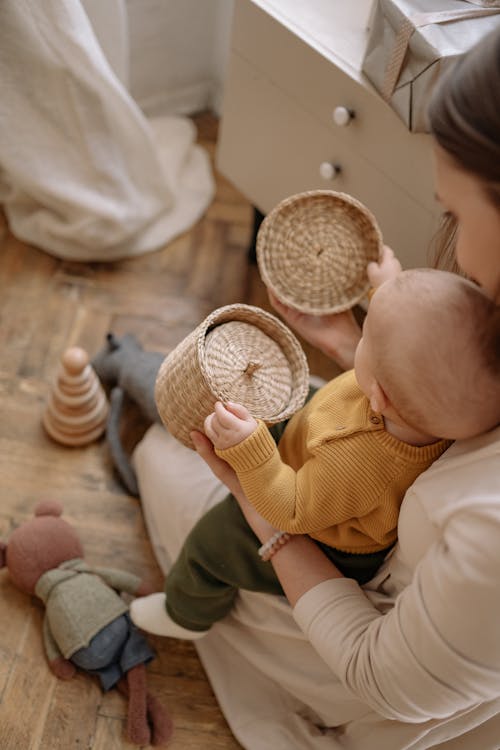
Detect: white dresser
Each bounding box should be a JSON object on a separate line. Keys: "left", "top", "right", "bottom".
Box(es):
{"left": 216, "top": 0, "right": 442, "bottom": 269}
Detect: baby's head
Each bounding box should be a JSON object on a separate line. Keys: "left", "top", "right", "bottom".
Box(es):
{"left": 354, "top": 269, "right": 500, "bottom": 440}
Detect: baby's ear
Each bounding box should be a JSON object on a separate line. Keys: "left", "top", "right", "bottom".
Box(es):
{"left": 369, "top": 381, "right": 388, "bottom": 414}
{"left": 0, "top": 541, "right": 7, "bottom": 569}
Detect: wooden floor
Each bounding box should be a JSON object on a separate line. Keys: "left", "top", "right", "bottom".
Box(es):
{"left": 0, "top": 113, "right": 339, "bottom": 750}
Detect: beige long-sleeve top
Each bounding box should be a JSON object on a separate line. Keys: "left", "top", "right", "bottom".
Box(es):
{"left": 134, "top": 420, "right": 500, "bottom": 748}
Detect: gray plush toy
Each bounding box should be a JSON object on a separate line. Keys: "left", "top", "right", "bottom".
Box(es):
{"left": 92, "top": 333, "right": 165, "bottom": 497}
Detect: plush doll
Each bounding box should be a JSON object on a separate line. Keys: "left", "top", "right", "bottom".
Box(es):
{"left": 0, "top": 501, "right": 172, "bottom": 746}
{"left": 91, "top": 333, "right": 165, "bottom": 497}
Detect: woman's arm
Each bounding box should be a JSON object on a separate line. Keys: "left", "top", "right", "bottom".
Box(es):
{"left": 294, "top": 503, "right": 500, "bottom": 722}
{"left": 190, "top": 431, "right": 344, "bottom": 605}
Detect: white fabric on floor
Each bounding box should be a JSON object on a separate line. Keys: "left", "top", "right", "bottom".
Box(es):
{"left": 132, "top": 424, "right": 500, "bottom": 750}
{"left": 0, "top": 0, "right": 214, "bottom": 261}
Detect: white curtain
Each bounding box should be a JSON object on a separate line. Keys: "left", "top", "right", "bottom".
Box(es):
{"left": 0, "top": 0, "right": 215, "bottom": 261}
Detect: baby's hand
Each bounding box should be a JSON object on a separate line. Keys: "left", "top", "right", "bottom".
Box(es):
{"left": 367, "top": 245, "right": 402, "bottom": 289}
{"left": 204, "top": 401, "right": 258, "bottom": 450}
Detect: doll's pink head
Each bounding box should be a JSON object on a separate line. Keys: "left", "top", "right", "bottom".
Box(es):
{"left": 0, "top": 501, "right": 84, "bottom": 594}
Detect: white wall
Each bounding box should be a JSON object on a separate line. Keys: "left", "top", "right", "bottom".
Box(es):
{"left": 211, "top": 0, "right": 235, "bottom": 114}
{"left": 126, "top": 0, "right": 234, "bottom": 116}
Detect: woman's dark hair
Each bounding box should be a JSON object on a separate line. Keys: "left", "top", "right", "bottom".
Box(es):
{"left": 428, "top": 26, "right": 500, "bottom": 279}
{"left": 428, "top": 26, "right": 500, "bottom": 206}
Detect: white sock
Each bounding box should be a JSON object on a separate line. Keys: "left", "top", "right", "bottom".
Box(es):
{"left": 130, "top": 592, "right": 207, "bottom": 640}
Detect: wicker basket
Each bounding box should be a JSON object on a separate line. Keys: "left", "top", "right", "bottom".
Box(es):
{"left": 257, "top": 190, "right": 383, "bottom": 314}
{"left": 155, "top": 304, "right": 310, "bottom": 447}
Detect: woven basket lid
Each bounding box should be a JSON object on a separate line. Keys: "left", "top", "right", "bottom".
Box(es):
{"left": 257, "top": 190, "right": 383, "bottom": 314}
{"left": 155, "top": 304, "right": 310, "bottom": 447}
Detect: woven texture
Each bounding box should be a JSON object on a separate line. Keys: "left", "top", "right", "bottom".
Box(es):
{"left": 155, "top": 304, "right": 310, "bottom": 448}
{"left": 257, "top": 190, "right": 382, "bottom": 314}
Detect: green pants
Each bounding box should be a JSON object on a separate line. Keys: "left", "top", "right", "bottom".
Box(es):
{"left": 165, "top": 388, "right": 391, "bottom": 631}
{"left": 165, "top": 493, "right": 390, "bottom": 631}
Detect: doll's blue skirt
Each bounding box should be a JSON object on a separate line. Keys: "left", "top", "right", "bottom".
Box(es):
{"left": 71, "top": 612, "right": 154, "bottom": 690}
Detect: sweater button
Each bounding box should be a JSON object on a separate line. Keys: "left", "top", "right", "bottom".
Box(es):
{"left": 370, "top": 415, "right": 381, "bottom": 424}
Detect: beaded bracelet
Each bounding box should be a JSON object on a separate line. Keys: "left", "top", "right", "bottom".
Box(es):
{"left": 258, "top": 530, "right": 292, "bottom": 562}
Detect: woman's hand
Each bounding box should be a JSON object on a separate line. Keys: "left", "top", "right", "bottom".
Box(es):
{"left": 191, "top": 430, "right": 344, "bottom": 605}
{"left": 191, "top": 430, "right": 278, "bottom": 543}
{"left": 190, "top": 430, "right": 243, "bottom": 497}
{"left": 267, "top": 291, "right": 361, "bottom": 371}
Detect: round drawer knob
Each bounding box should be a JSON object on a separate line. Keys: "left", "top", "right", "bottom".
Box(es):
{"left": 319, "top": 162, "right": 341, "bottom": 181}
{"left": 332, "top": 106, "right": 354, "bottom": 127}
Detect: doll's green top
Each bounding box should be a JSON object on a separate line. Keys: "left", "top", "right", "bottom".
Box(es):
{"left": 35, "top": 558, "right": 142, "bottom": 660}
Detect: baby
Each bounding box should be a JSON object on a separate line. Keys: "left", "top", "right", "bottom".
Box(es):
{"left": 131, "top": 268, "right": 500, "bottom": 639}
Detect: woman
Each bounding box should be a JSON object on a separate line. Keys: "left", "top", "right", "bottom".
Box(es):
{"left": 133, "top": 27, "right": 500, "bottom": 749}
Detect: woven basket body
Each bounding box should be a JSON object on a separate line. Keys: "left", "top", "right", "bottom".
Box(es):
{"left": 257, "top": 190, "right": 383, "bottom": 314}
{"left": 155, "top": 304, "right": 310, "bottom": 447}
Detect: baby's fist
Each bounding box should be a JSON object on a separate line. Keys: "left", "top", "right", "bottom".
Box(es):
{"left": 368, "top": 245, "right": 402, "bottom": 289}
{"left": 204, "top": 401, "right": 257, "bottom": 450}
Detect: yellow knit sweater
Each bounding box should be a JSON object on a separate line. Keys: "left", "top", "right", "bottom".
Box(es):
{"left": 216, "top": 370, "right": 451, "bottom": 553}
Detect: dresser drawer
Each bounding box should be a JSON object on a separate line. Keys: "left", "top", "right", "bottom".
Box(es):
{"left": 230, "top": 0, "right": 436, "bottom": 214}
{"left": 217, "top": 52, "right": 439, "bottom": 270}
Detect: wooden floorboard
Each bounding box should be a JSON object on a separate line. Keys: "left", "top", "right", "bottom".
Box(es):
{"left": 0, "top": 111, "right": 339, "bottom": 749}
